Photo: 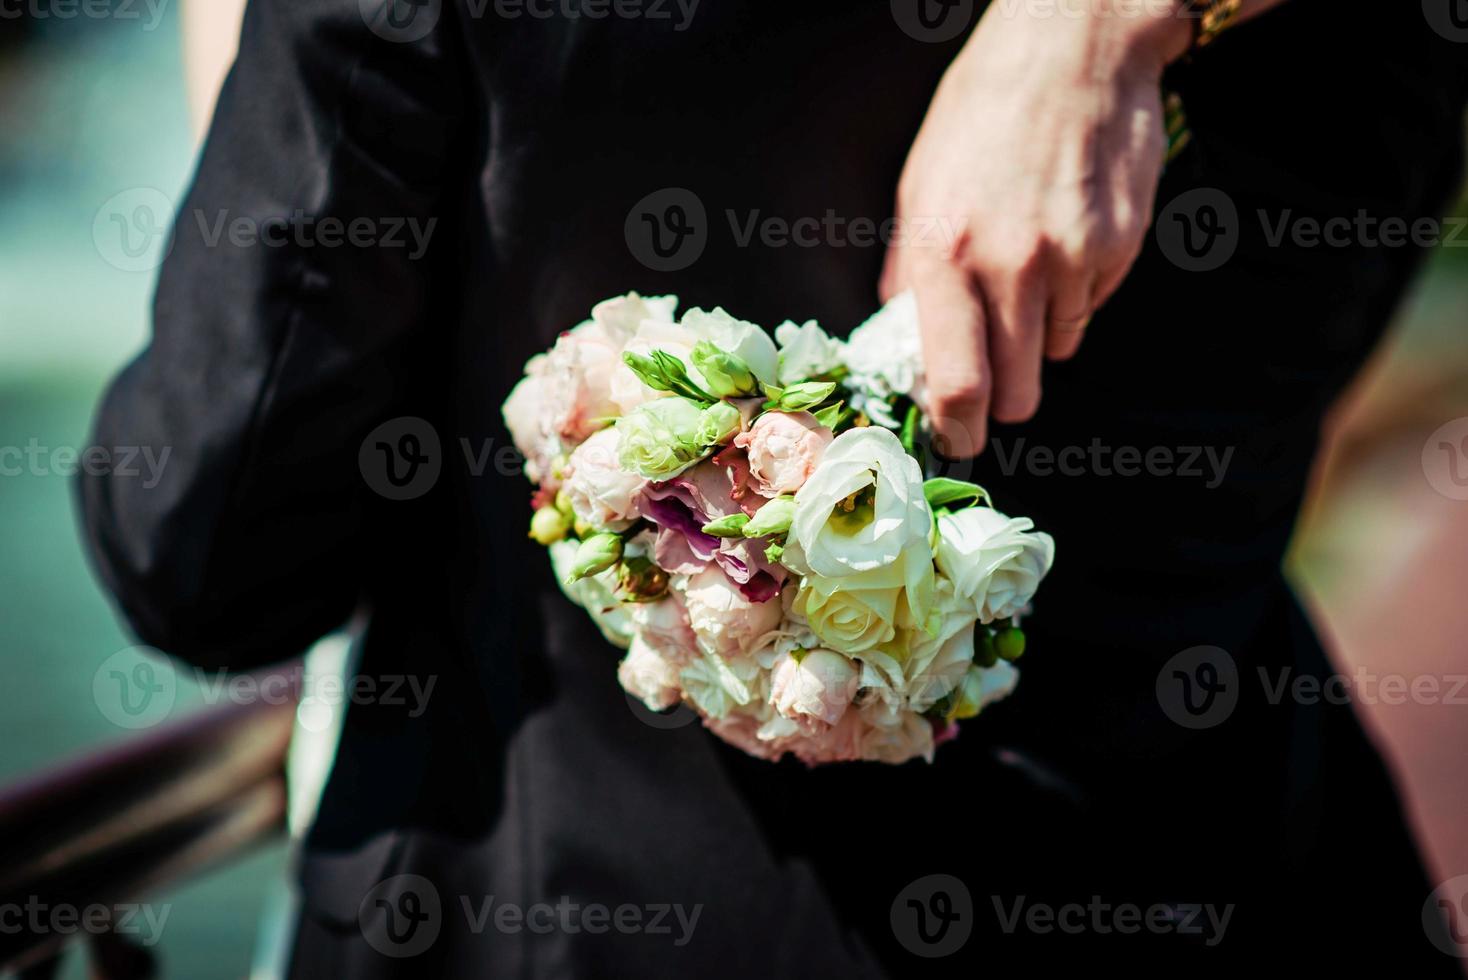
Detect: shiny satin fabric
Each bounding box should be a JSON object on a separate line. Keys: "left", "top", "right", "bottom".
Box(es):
{"left": 79, "top": 0, "right": 1468, "bottom": 975}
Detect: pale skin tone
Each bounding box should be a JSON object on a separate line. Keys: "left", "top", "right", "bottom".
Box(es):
{"left": 883, "top": 0, "right": 1290, "bottom": 458}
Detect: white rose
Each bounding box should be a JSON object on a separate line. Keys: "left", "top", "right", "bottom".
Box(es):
{"left": 770, "top": 649, "right": 859, "bottom": 731}
{"left": 774, "top": 319, "right": 845, "bottom": 384}
{"left": 680, "top": 566, "right": 784, "bottom": 658}
{"left": 783, "top": 426, "right": 937, "bottom": 629}
{"left": 843, "top": 290, "right": 925, "bottom": 404}
{"left": 681, "top": 307, "right": 779, "bottom": 386}
{"left": 591, "top": 291, "right": 677, "bottom": 345}
{"left": 934, "top": 506, "right": 1055, "bottom": 623}
{"left": 902, "top": 583, "right": 980, "bottom": 714}
{"left": 855, "top": 705, "right": 935, "bottom": 765}
{"left": 548, "top": 540, "right": 631, "bottom": 648}
{"left": 618, "top": 635, "right": 683, "bottom": 711}
{"left": 562, "top": 428, "right": 645, "bottom": 531}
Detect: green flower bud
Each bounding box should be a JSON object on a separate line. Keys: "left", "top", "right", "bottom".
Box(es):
{"left": 696, "top": 400, "right": 742, "bottom": 447}
{"left": 529, "top": 505, "right": 570, "bottom": 545}
{"left": 554, "top": 490, "right": 575, "bottom": 520}
{"left": 702, "top": 513, "right": 751, "bottom": 538}
{"left": 617, "top": 556, "right": 670, "bottom": 601}
{"left": 616, "top": 397, "right": 710, "bottom": 479}
{"left": 690, "top": 341, "right": 758, "bottom": 397}
{"left": 975, "top": 629, "right": 999, "bottom": 668}
{"left": 996, "top": 626, "right": 1026, "bottom": 662}
{"left": 567, "top": 532, "right": 623, "bottom": 583}
{"left": 742, "top": 495, "right": 796, "bottom": 538}
{"left": 769, "top": 380, "right": 836, "bottom": 413}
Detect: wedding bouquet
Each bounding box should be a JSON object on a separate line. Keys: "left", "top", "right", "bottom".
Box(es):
{"left": 502, "top": 292, "right": 1054, "bottom": 765}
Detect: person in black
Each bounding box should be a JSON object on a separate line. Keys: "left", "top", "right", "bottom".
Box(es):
{"left": 79, "top": 0, "right": 1468, "bottom": 975}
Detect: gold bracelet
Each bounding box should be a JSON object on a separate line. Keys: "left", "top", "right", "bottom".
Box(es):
{"left": 1189, "top": 0, "right": 1242, "bottom": 49}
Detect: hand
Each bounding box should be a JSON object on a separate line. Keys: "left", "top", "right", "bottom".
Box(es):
{"left": 882, "top": 1, "right": 1191, "bottom": 458}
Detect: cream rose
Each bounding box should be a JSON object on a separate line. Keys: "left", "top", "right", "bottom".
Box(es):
{"left": 733, "top": 411, "right": 833, "bottom": 497}
{"left": 502, "top": 353, "right": 555, "bottom": 484}
{"left": 934, "top": 506, "right": 1055, "bottom": 623}
{"left": 562, "top": 428, "right": 645, "bottom": 531}
{"left": 792, "top": 568, "right": 905, "bottom": 654}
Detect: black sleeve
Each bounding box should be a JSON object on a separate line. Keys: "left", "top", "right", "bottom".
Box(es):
{"left": 78, "top": 0, "right": 470, "bottom": 670}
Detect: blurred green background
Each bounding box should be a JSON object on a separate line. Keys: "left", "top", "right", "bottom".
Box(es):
{"left": 0, "top": 8, "right": 285, "bottom": 979}
{"left": 1, "top": 4, "right": 1465, "bottom": 978}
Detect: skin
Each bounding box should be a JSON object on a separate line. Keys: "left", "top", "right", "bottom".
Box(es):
{"left": 883, "top": 0, "right": 1290, "bottom": 458}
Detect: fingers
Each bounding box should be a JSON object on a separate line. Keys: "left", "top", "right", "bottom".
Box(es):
{"left": 911, "top": 259, "right": 990, "bottom": 459}
{"left": 879, "top": 239, "right": 907, "bottom": 304}
{"left": 1044, "top": 269, "right": 1094, "bottom": 361}
{"left": 986, "top": 259, "right": 1046, "bottom": 424}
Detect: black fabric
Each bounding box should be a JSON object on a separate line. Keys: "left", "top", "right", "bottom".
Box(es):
{"left": 78, "top": 0, "right": 1468, "bottom": 975}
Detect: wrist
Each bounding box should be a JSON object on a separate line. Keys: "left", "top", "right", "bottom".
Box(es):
{"left": 1108, "top": 0, "right": 1194, "bottom": 68}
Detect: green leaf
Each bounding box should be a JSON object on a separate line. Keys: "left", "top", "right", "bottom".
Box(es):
{"left": 811, "top": 400, "right": 845, "bottom": 429}
{"left": 923, "top": 477, "right": 989, "bottom": 512}
{"left": 900, "top": 402, "right": 921, "bottom": 455}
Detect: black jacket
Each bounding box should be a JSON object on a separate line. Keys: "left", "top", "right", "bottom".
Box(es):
{"left": 79, "top": 1, "right": 1468, "bottom": 975}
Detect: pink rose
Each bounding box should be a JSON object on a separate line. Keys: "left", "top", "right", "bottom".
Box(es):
{"left": 770, "top": 649, "right": 859, "bottom": 733}
{"left": 545, "top": 321, "right": 623, "bottom": 444}
{"left": 733, "top": 411, "right": 833, "bottom": 497}
{"left": 618, "top": 636, "right": 682, "bottom": 712}
{"left": 563, "top": 428, "right": 645, "bottom": 530}
{"left": 680, "top": 566, "right": 783, "bottom": 658}
{"left": 503, "top": 354, "right": 556, "bottom": 486}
